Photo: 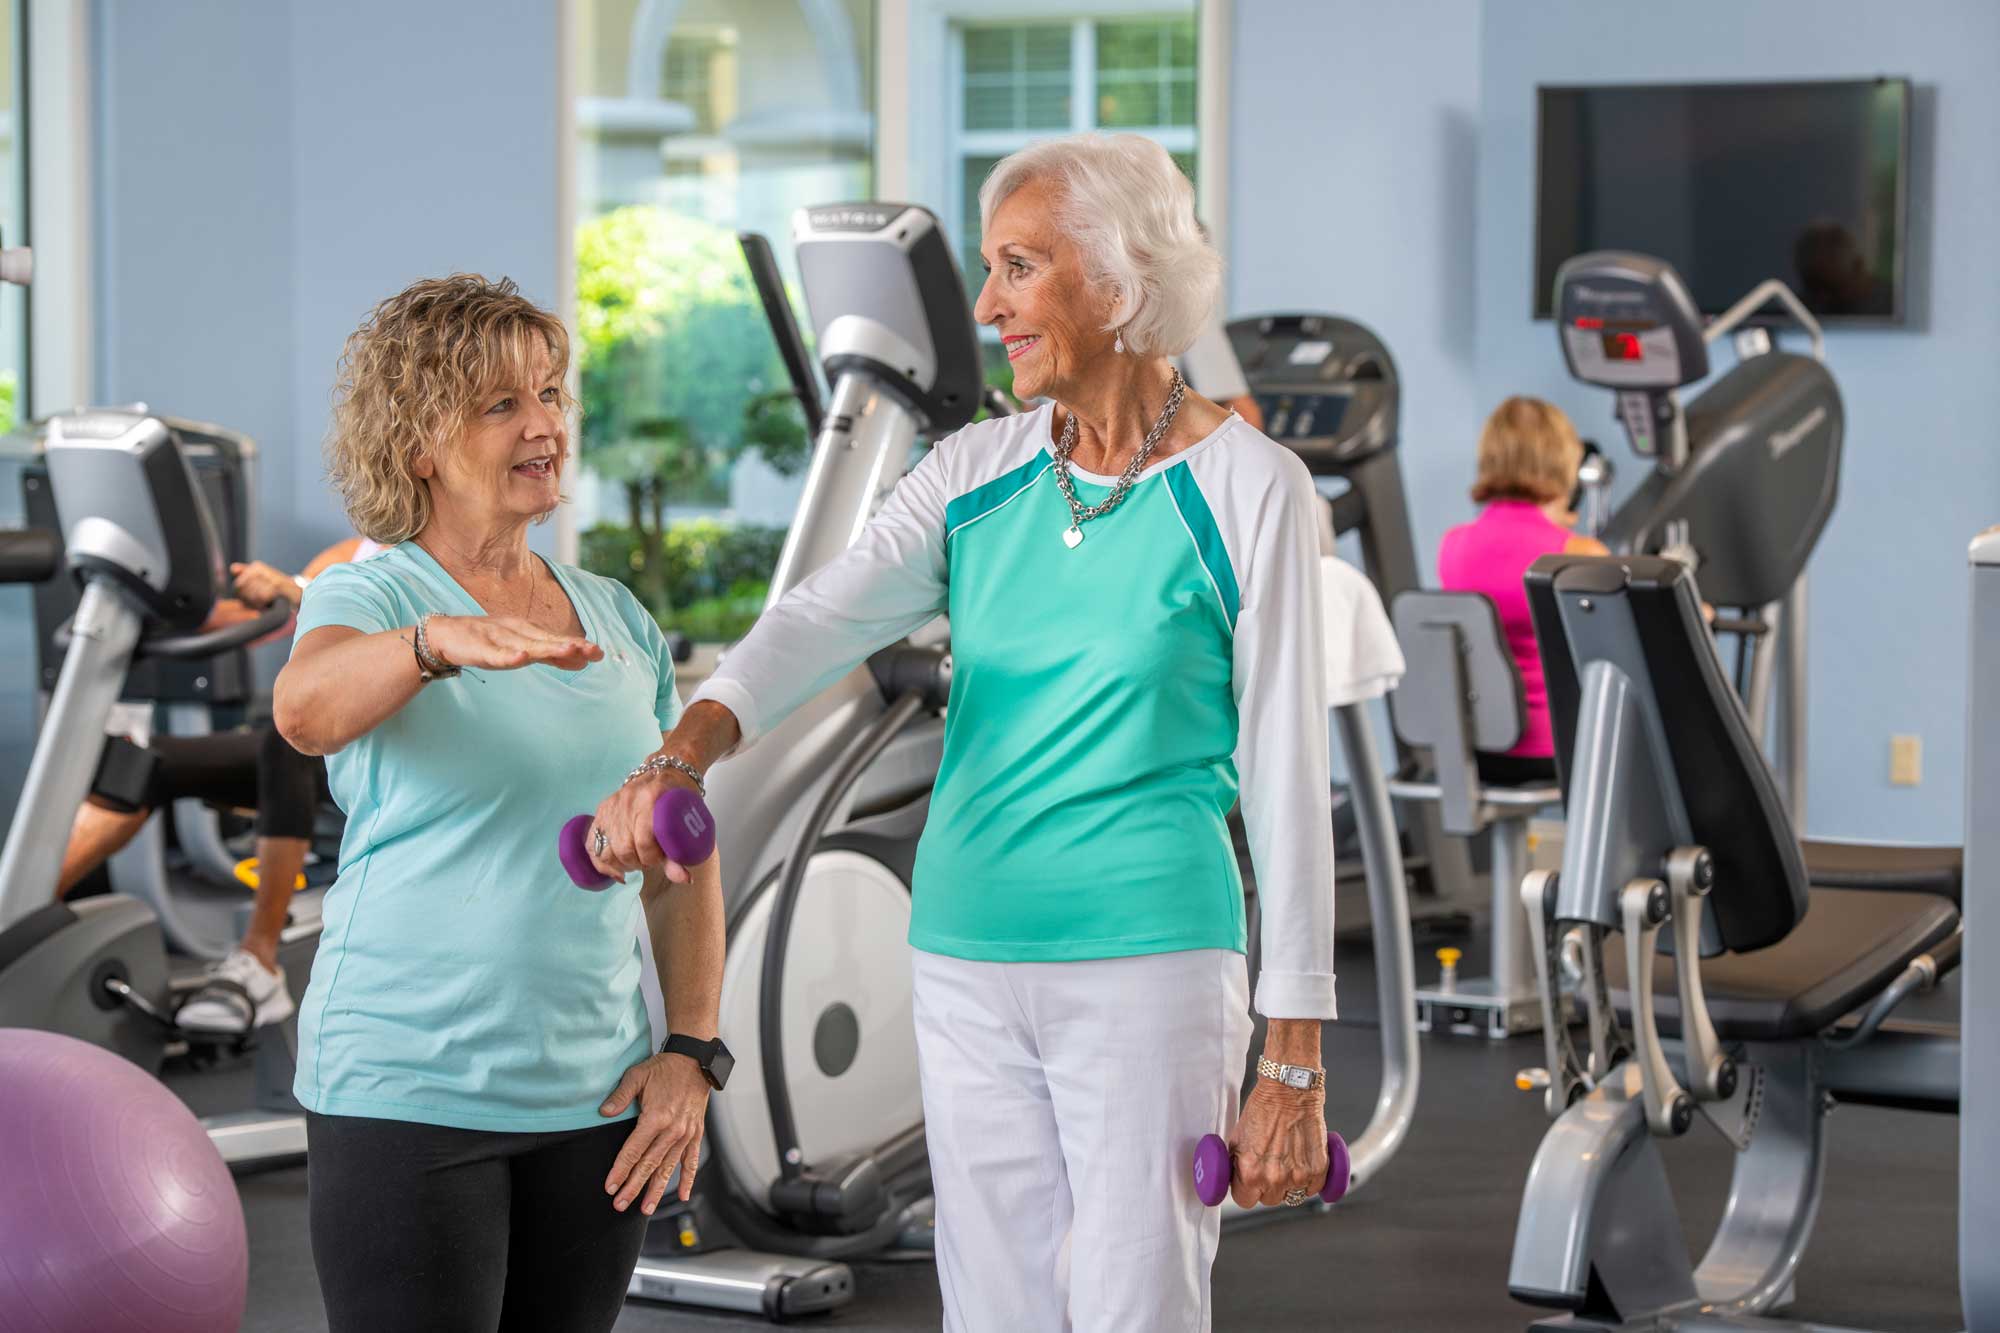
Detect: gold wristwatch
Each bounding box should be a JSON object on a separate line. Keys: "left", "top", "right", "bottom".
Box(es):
{"left": 1256, "top": 1057, "right": 1325, "bottom": 1091}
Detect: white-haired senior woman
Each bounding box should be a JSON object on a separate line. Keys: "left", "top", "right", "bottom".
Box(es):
{"left": 589, "top": 133, "right": 1341, "bottom": 1329}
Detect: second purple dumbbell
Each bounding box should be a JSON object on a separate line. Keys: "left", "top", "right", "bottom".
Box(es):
{"left": 557, "top": 787, "right": 717, "bottom": 891}
{"left": 1191, "top": 1130, "right": 1350, "bottom": 1208}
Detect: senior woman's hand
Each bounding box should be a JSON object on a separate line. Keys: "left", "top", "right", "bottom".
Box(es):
{"left": 586, "top": 770, "right": 697, "bottom": 884}
{"left": 1226, "top": 1078, "right": 1330, "bottom": 1207}
{"left": 599, "top": 1051, "right": 711, "bottom": 1214}
{"left": 586, "top": 703, "right": 741, "bottom": 883}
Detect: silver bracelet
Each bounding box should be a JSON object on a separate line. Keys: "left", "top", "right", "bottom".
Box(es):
{"left": 626, "top": 752, "right": 705, "bottom": 797}
{"left": 412, "top": 613, "right": 461, "bottom": 683}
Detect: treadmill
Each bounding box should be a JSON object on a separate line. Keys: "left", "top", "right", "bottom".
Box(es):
{"left": 1225, "top": 314, "right": 1477, "bottom": 928}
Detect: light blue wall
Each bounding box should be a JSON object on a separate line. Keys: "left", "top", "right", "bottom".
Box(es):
{"left": 284, "top": 2, "right": 563, "bottom": 563}
{"left": 1, "top": 0, "right": 562, "bottom": 840}
{"left": 93, "top": 0, "right": 561, "bottom": 576}
{"left": 93, "top": 1, "right": 296, "bottom": 521}
{"left": 1227, "top": 0, "right": 1484, "bottom": 581}
{"left": 1473, "top": 0, "right": 2000, "bottom": 842}
{"left": 1227, "top": 0, "right": 1484, "bottom": 782}
{"left": 1230, "top": 0, "right": 1998, "bottom": 842}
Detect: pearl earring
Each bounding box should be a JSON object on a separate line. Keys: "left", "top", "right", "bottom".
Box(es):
{"left": 1114, "top": 331, "right": 1124, "bottom": 354}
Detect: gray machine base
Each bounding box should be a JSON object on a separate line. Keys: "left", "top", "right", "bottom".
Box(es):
{"left": 1414, "top": 977, "right": 1551, "bottom": 1039}
{"left": 627, "top": 1250, "right": 855, "bottom": 1319}
{"left": 1529, "top": 1315, "right": 1887, "bottom": 1333}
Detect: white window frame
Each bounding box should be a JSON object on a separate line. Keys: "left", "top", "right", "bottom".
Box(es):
{"left": 945, "top": 16, "right": 1197, "bottom": 300}
{"left": 881, "top": 0, "right": 1225, "bottom": 252}
{"left": 28, "top": 0, "right": 90, "bottom": 416}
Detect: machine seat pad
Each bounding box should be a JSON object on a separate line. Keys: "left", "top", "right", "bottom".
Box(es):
{"left": 1802, "top": 839, "right": 1962, "bottom": 906}
{"left": 1607, "top": 888, "right": 1958, "bottom": 1041}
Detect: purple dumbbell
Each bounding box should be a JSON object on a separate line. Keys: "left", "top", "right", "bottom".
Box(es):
{"left": 1191, "top": 1129, "right": 1350, "bottom": 1208}
{"left": 558, "top": 787, "right": 717, "bottom": 891}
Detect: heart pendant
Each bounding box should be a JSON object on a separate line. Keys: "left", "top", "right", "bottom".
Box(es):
{"left": 1062, "top": 525, "right": 1083, "bottom": 549}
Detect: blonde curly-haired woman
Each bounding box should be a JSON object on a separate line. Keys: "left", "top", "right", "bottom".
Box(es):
{"left": 274, "top": 275, "right": 723, "bottom": 1332}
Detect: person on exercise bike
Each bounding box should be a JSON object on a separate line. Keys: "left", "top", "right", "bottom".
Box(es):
{"left": 594, "top": 132, "right": 1351, "bottom": 1331}
{"left": 55, "top": 538, "right": 384, "bottom": 1032}
{"left": 273, "top": 274, "right": 721, "bottom": 1333}
{"left": 1436, "top": 396, "right": 1609, "bottom": 787}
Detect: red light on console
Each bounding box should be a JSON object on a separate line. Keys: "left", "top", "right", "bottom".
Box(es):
{"left": 1574, "top": 317, "right": 1604, "bottom": 330}
{"left": 1603, "top": 331, "right": 1643, "bottom": 361}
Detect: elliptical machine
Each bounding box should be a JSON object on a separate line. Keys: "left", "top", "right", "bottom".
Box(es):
{"left": 17, "top": 413, "right": 327, "bottom": 960}
{"left": 623, "top": 203, "right": 975, "bottom": 1319}
{"left": 1554, "top": 252, "right": 1842, "bottom": 819}
{"left": 0, "top": 410, "right": 309, "bottom": 1166}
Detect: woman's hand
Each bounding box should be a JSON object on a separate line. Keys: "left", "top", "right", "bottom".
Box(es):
{"left": 230, "top": 560, "right": 300, "bottom": 609}
{"left": 1225, "top": 1078, "right": 1329, "bottom": 1208}
{"left": 423, "top": 614, "right": 604, "bottom": 673}
{"left": 599, "top": 1052, "right": 711, "bottom": 1215}
{"left": 586, "top": 771, "right": 697, "bottom": 884}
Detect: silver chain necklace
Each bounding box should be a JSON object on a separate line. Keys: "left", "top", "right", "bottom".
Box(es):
{"left": 1051, "top": 367, "right": 1186, "bottom": 550}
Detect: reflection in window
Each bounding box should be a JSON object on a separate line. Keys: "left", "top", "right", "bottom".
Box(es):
{"left": 574, "top": 1, "right": 873, "bottom": 641}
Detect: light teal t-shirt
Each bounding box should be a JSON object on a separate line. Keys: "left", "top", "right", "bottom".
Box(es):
{"left": 291, "top": 544, "right": 683, "bottom": 1131}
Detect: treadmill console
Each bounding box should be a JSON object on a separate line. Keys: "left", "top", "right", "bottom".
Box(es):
{"left": 1224, "top": 314, "right": 1397, "bottom": 475}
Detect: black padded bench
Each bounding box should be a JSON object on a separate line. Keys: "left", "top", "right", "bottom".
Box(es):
{"left": 1606, "top": 886, "right": 1957, "bottom": 1041}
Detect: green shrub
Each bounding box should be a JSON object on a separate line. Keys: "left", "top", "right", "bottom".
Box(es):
{"left": 581, "top": 518, "right": 785, "bottom": 641}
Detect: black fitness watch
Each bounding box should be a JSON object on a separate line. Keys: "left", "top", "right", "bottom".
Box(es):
{"left": 661, "top": 1034, "right": 734, "bottom": 1091}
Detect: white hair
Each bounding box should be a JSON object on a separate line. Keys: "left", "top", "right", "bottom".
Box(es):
{"left": 978, "top": 133, "right": 1221, "bottom": 359}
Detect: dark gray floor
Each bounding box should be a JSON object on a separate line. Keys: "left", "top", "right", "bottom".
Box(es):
{"left": 170, "top": 935, "right": 1965, "bottom": 1333}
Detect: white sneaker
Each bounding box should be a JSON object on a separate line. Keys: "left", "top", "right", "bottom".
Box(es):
{"left": 177, "top": 948, "right": 296, "bottom": 1034}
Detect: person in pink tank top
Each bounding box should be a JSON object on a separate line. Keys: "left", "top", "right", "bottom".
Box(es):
{"left": 1437, "top": 397, "right": 1608, "bottom": 786}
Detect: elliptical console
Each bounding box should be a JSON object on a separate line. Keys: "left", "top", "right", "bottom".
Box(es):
{"left": 1554, "top": 251, "right": 1841, "bottom": 611}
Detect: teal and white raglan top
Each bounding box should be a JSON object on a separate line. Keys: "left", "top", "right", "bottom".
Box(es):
{"left": 692, "top": 405, "right": 1390, "bottom": 1020}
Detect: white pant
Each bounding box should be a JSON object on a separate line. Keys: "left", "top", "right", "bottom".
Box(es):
{"left": 911, "top": 948, "right": 1255, "bottom": 1333}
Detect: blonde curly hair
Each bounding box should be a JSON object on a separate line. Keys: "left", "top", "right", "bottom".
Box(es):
{"left": 326, "top": 274, "right": 574, "bottom": 543}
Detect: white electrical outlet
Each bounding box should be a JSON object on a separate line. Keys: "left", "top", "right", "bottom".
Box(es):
{"left": 1890, "top": 735, "right": 1922, "bottom": 787}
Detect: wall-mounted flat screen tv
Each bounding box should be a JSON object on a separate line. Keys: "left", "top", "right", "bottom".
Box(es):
{"left": 1535, "top": 78, "right": 1910, "bottom": 323}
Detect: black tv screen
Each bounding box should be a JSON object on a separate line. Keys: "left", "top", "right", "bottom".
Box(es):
{"left": 1535, "top": 79, "right": 1910, "bottom": 323}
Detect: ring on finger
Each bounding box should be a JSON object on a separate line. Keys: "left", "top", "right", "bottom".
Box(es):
{"left": 593, "top": 827, "right": 609, "bottom": 858}
{"left": 1283, "top": 1188, "right": 1309, "bottom": 1207}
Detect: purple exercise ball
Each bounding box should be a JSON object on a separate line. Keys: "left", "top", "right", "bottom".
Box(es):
{"left": 0, "top": 1028, "right": 248, "bottom": 1332}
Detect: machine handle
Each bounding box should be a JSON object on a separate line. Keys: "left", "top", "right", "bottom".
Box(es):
{"left": 53, "top": 598, "right": 294, "bottom": 659}
{"left": 739, "top": 231, "right": 826, "bottom": 436}
{"left": 140, "top": 601, "right": 294, "bottom": 659}
{"left": 0, "top": 528, "right": 59, "bottom": 584}
{"left": 1703, "top": 279, "right": 1826, "bottom": 361}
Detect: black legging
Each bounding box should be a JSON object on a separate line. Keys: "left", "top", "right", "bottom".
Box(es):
{"left": 93, "top": 724, "right": 327, "bottom": 839}
{"left": 305, "top": 1113, "right": 649, "bottom": 1332}
{"left": 1475, "top": 750, "right": 1558, "bottom": 789}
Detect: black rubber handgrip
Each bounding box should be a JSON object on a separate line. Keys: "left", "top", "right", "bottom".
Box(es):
{"left": 0, "top": 529, "right": 59, "bottom": 585}
{"left": 140, "top": 601, "right": 293, "bottom": 659}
